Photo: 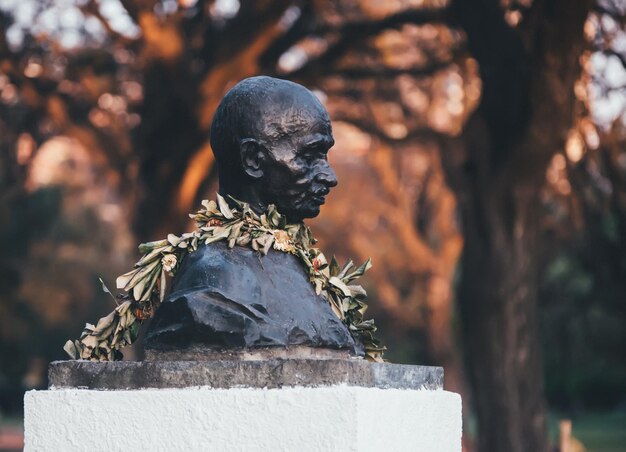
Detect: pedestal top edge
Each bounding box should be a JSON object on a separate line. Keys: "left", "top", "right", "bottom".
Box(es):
{"left": 48, "top": 359, "right": 443, "bottom": 391}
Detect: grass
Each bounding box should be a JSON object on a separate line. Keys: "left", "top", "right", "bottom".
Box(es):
{"left": 548, "top": 411, "right": 626, "bottom": 452}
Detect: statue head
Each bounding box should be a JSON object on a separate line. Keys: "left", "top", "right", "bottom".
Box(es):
{"left": 210, "top": 76, "right": 337, "bottom": 223}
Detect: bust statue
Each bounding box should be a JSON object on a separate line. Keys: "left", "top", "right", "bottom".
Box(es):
{"left": 144, "top": 76, "right": 363, "bottom": 359}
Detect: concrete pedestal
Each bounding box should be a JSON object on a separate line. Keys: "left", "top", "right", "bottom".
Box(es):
{"left": 25, "top": 359, "right": 462, "bottom": 452}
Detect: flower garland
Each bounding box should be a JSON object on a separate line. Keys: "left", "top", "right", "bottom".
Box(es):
{"left": 64, "top": 194, "right": 385, "bottom": 362}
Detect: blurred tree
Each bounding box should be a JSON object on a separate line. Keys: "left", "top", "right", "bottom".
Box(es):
{"left": 441, "top": 0, "right": 592, "bottom": 451}
{"left": 539, "top": 0, "right": 626, "bottom": 412}
{"left": 0, "top": 0, "right": 473, "bottom": 428}
{"left": 1, "top": 1, "right": 625, "bottom": 451}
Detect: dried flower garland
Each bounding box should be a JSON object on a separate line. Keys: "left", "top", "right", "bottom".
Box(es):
{"left": 64, "top": 194, "right": 385, "bottom": 362}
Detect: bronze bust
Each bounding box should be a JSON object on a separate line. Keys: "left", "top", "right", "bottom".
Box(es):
{"left": 144, "top": 77, "right": 363, "bottom": 359}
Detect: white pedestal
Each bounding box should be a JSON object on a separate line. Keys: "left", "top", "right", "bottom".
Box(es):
{"left": 25, "top": 386, "right": 461, "bottom": 452}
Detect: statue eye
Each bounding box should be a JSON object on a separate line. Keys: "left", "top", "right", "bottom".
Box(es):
{"left": 300, "top": 150, "right": 318, "bottom": 162}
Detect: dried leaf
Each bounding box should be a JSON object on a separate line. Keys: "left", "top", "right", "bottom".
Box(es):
{"left": 138, "top": 239, "right": 168, "bottom": 254}
{"left": 337, "top": 260, "right": 354, "bottom": 279}
{"left": 123, "top": 329, "right": 132, "bottom": 344}
{"left": 201, "top": 199, "right": 219, "bottom": 214}
{"left": 329, "top": 276, "right": 352, "bottom": 297}
{"left": 314, "top": 278, "right": 323, "bottom": 295}
{"left": 330, "top": 299, "right": 344, "bottom": 320}
{"left": 217, "top": 193, "right": 234, "bottom": 219}
{"left": 63, "top": 340, "right": 78, "bottom": 359}
{"left": 345, "top": 258, "right": 373, "bottom": 282}
{"left": 236, "top": 232, "right": 251, "bottom": 246}
{"left": 126, "top": 258, "right": 160, "bottom": 293}
{"left": 93, "top": 311, "right": 116, "bottom": 335}
{"left": 132, "top": 277, "right": 148, "bottom": 301}
{"left": 98, "top": 278, "right": 118, "bottom": 305}
{"left": 160, "top": 268, "right": 167, "bottom": 302}
{"left": 261, "top": 234, "right": 275, "bottom": 256}
{"left": 65, "top": 194, "right": 383, "bottom": 362}
{"left": 81, "top": 335, "right": 98, "bottom": 349}
{"left": 205, "top": 226, "right": 231, "bottom": 244}
{"left": 227, "top": 222, "right": 243, "bottom": 248}
{"left": 329, "top": 255, "right": 341, "bottom": 277}
{"left": 167, "top": 233, "right": 182, "bottom": 247}
{"left": 347, "top": 285, "right": 367, "bottom": 299}
{"left": 116, "top": 300, "right": 132, "bottom": 316}
{"left": 135, "top": 245, "right": 173, "bottom": 268}
{"left": 116, "top": 269, "right": 137, "bottom": 290}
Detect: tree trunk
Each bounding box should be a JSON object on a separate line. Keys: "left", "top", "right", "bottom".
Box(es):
{"left": 447, "top": 0, "right": 592, "bottom": 450}
{"left": 456, "top": 129, "right": 548, "bottom": 451}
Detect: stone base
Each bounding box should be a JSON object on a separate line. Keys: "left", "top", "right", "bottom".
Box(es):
{"left": 25, "top": 360, "right": 462, "bottom": 451}
{"left": 47, "top": 359, "right": 443, "bottom": 390}
{"left": 25, "top": 386, "right": 461, "bottom": 452}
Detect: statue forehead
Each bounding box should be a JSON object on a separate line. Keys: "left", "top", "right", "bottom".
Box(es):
{"left": 261, "top": 106, "right": 331, "bottom": 142}
{"left": 228, "top": 76, "right": 331, "bottom": 139}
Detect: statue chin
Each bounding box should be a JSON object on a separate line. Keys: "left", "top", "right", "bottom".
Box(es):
{"left": 281, "top": 203, "right": 322, "bottom": 223}
{"left": 275, "top": 197, "right": 324, "bottom": 223}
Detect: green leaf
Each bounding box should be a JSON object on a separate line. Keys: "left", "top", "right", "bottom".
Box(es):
{"left": 129, "top": 321, "right": 140, "bottom": 341}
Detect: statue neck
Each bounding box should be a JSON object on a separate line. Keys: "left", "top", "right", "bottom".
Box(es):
{"left": 219, "top": 182, "right": 267, "bottom": 216}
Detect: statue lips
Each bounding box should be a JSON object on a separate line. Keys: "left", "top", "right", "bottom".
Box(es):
{"left": 308, "top": 183, "right": 332, "bottom": 207}
{"left": 311, "top": 194, "right": 326, "bottom": 206}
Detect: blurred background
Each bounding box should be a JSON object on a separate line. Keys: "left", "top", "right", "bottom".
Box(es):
{"left": 0, "top": 0, "right": 625, "bottom": 451}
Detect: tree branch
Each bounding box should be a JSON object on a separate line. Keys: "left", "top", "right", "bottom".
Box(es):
{"left": 328, "top": 59, "right": 454, "bottom": 80}
{"left": 290, "top": 6, "right": 453, "bottom": 79}
{"left": 315, "top": 6, "right": 453, "bottom": 34}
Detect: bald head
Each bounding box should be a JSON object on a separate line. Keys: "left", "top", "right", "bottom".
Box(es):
{"left": 211, "top": 76, "right": 330, "bottom": 170}
{"left": 209, "top": 76, "right": 337, "bottom": 222}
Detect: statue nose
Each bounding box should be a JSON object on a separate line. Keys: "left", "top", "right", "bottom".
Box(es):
{"left": 317, "top": 164, "right": 338, "bottom": 187}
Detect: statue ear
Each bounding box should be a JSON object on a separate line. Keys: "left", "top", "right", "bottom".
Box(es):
{"left": 240, "top": 139, "right": 266, "bottom": 179}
